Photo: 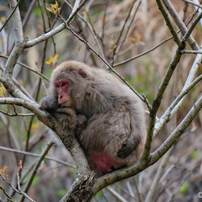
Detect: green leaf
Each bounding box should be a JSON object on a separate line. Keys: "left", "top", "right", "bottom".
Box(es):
{"left": 180, "top": 182, "right": 190, "bottom": 194}
{"left": 191, "top": 150, "right": 199, "bottom": 159}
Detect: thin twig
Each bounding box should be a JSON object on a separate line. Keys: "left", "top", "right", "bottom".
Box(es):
{"left": 114, "top": 35, "right": 174, "bottom": 67}
{"left": 0, "top": 109, "right": 34, "bottom": 117}
{"left": 114, "top": 0, "right": 137, "bottom": 50}
{"left": 180, "top": 50, "right": 202, "bottom": 54}
{"left": 0, "top": 54, "right": 49, "bottom": 81}
{"left": 25, "top": 0, "right": 89, "bottom": 48}
{"left": 133, "top": 176, "right": 143, "bottom": 202}
{"left": 162, "top": 0, "right": 200, "bottom": 50}
{"left": 114, "top": 9, "right": 197, "bottom": 67}
{"left": 150, "top": 95, "right": 202, "bottom": 164}
{"left": 0, "top": 0, "right": 22, "bottom": 32}
{"left": 145, "top": 146, "right": 175, "bottom": 202}
{"left": 142, "top": 47, "right": 182, "bottom": 161}
{"left": 181, "top": 8, "right": 202, "bottom": 42}
{"left": 19, "top": 141, "right": 55, "bottom": 202}
{"left": 112, "top": 0, "right": 142, "bottom": 66}
{"left": 182, "top": 0, "right": 202, "bottom": 9}
{"left": 0, "top": 145, "right": 76, "bottom": 168}
{"left": 106, "top": 186, "right": 128, "bottom": 202}
{"left": 100, "top": 0, "right": 109, "bottom": 52}
{"left": 156, "top": 0, "right": 181, "bottom": 47}
{"left": 154, "top": 73, "right": 202, "bottom": 135}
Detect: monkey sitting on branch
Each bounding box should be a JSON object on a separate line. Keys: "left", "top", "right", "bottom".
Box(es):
{"left": 40, "top": 61, "right": 147, "bottom": 176}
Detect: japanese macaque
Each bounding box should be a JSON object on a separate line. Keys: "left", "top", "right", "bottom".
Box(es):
{"left": 40, "top": 61, "right": 147, "bottom": 175}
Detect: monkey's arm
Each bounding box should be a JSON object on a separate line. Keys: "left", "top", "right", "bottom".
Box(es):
{"left": 40, "top": 97, "right": 87, "bottom": 132}
{"left": 40, "top": 96, "right": 76, "bottom": 130}
{"left": 117, "top": 135, "right": 140, "bottom": 158}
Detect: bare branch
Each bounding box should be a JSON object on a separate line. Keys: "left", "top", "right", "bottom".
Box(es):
{"left": 180, "top": 50, "right": 202, "bottom": 54}
{"left": 22, "top": 0, "right": 37, "bottom": 28}
{"left": 8, "top": 0, "right": 24, "bottom": 43}
{"left": 151, "top": 95, "right": 202, "bottom": 164}
{"left": 112, "top": 0, "right": 140, "bottom": 65}
{"left": 181, "top": 8, "right": 202, "bottom": 42}
{"left": 18, "top": 141, "right": 54, "bottom": 202}
{"left": 0, "top": 0, "right": 22, "bottom": 32}
{"left": 142, "top": 47, "right": 183, "bottom": 160}
{"left": 162, "top": 0, "right": 200, "bottom": 50}
{"left": 0, "top": 145, "right": 76, "bottom": 168}
{"left": 0, "top": 109, "right": 34, "bottom": 117}
{"left": 0, "top": 54, "right": 49, "bottom": 81}
{"left": 106, "top": 186, "right": 128, "bottom": 202}
{"left": 182, "top": 0, "right": 202, "bottom": 9}
{"left": 25, "top": 0, "right": 88, "bottom": 48}
{"left": 154, "top": 46, "right": 202, "bottom": 135}
{"left": 0, "top": 113, "right": 20, "bottom": 150}
{"left": 155, "top": 0, "right": 181, "bottom": 46}
{"left": 145, "top": 147, "right": 175, "bottom": 202}
{"left": 114, "top": 35, "right": 174, "bottom": 67}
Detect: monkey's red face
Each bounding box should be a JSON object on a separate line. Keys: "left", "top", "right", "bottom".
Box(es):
{"left": 55, "top": 80, "right": 70, "bottom": 106}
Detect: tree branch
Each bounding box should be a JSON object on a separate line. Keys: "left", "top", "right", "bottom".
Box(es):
{"left": 155, "top": 0, "right": 181, "bottom": 47}
{"left": 18, "top": 141, "right": 55, "bottom": 202}
{"left": 154, "top": 46, "right": 202, "bottom": 135}
{"left": 150, "top": 95, "right": 202, "bottom": 164}
{"left": 162, "top": 0, "right": 199, "bottom": 50}
{"left": 25, "top": 0, "right": 88, "bottom": 48}
{"left": 142, "top": 47, "right": 183, "bottom": 161}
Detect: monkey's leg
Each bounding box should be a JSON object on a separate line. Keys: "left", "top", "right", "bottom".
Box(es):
{"left": 78, "top": 104, "right": 141, "bottom": 173}
{"left": 117, "top": 135, "right": 140, "bottom": 158}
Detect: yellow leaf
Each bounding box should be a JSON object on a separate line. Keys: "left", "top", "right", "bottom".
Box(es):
{"left": 0, "top": 164, "right": 7, "bottom": 175}
{"left": 109, "top": 39, "right": 114, "bottom": 47}
{"left": 46, "top": 7, "right": 52, "bottom": 13}
{"left": 130, "top": 37, "right": 136, "bottom": 42}
{"left": 0, "top": 84, "right": 6, "bottom": 96}
{"left": 52, "top": 53, "right": 58, "bottom": 62}
{"left": 50, "top": 1, "right": 59, "bottom": 9}
{"left": 46, "top": 60, "right": 51, "bottom": 65}
{"left": 105, "top": 18, "right": 109, "bottom": 24}
{"left": 0, "top": 17, "right": 6, "bottom": 24}
{"left": 46, "top": 54, "right": 58, "bottom": 65}
{"left": 46, "top": 1, "right": 61, "bottom": 16}
{"left": 18, "top": 160, "right": 23, "bottom": 169}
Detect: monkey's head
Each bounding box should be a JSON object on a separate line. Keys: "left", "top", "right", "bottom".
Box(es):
{"left": 50, "top": 61, "right": 94, "bottom": 111}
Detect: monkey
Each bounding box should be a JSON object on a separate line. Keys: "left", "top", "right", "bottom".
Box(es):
{"left": 40, "top": 61, "right": 147, "bottom": 175}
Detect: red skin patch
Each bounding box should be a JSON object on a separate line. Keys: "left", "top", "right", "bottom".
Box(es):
{"left": 92, "top": 151, "right": 120, "bottom": 173}
{"left": 55, "top": 80, "right": 69, "bottom": 104}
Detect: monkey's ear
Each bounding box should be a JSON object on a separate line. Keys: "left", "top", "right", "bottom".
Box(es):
{"left": 78, "top": 69, "right": 87, "bottom": 78}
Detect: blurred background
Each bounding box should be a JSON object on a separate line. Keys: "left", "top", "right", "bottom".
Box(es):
{"left": 0, "top": 0, "right": 202, "bottom": 201}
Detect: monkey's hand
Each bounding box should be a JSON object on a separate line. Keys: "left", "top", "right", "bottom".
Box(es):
{"left": 40, "top": 96, "right": 60, "bottom": 112}
{"left": 117, "top": 135, "right": 140, "bottom": 158}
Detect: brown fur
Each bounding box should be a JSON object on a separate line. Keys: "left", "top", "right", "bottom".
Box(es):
{"left": 40, "top": 61, "right": 147, "bottom": 175}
